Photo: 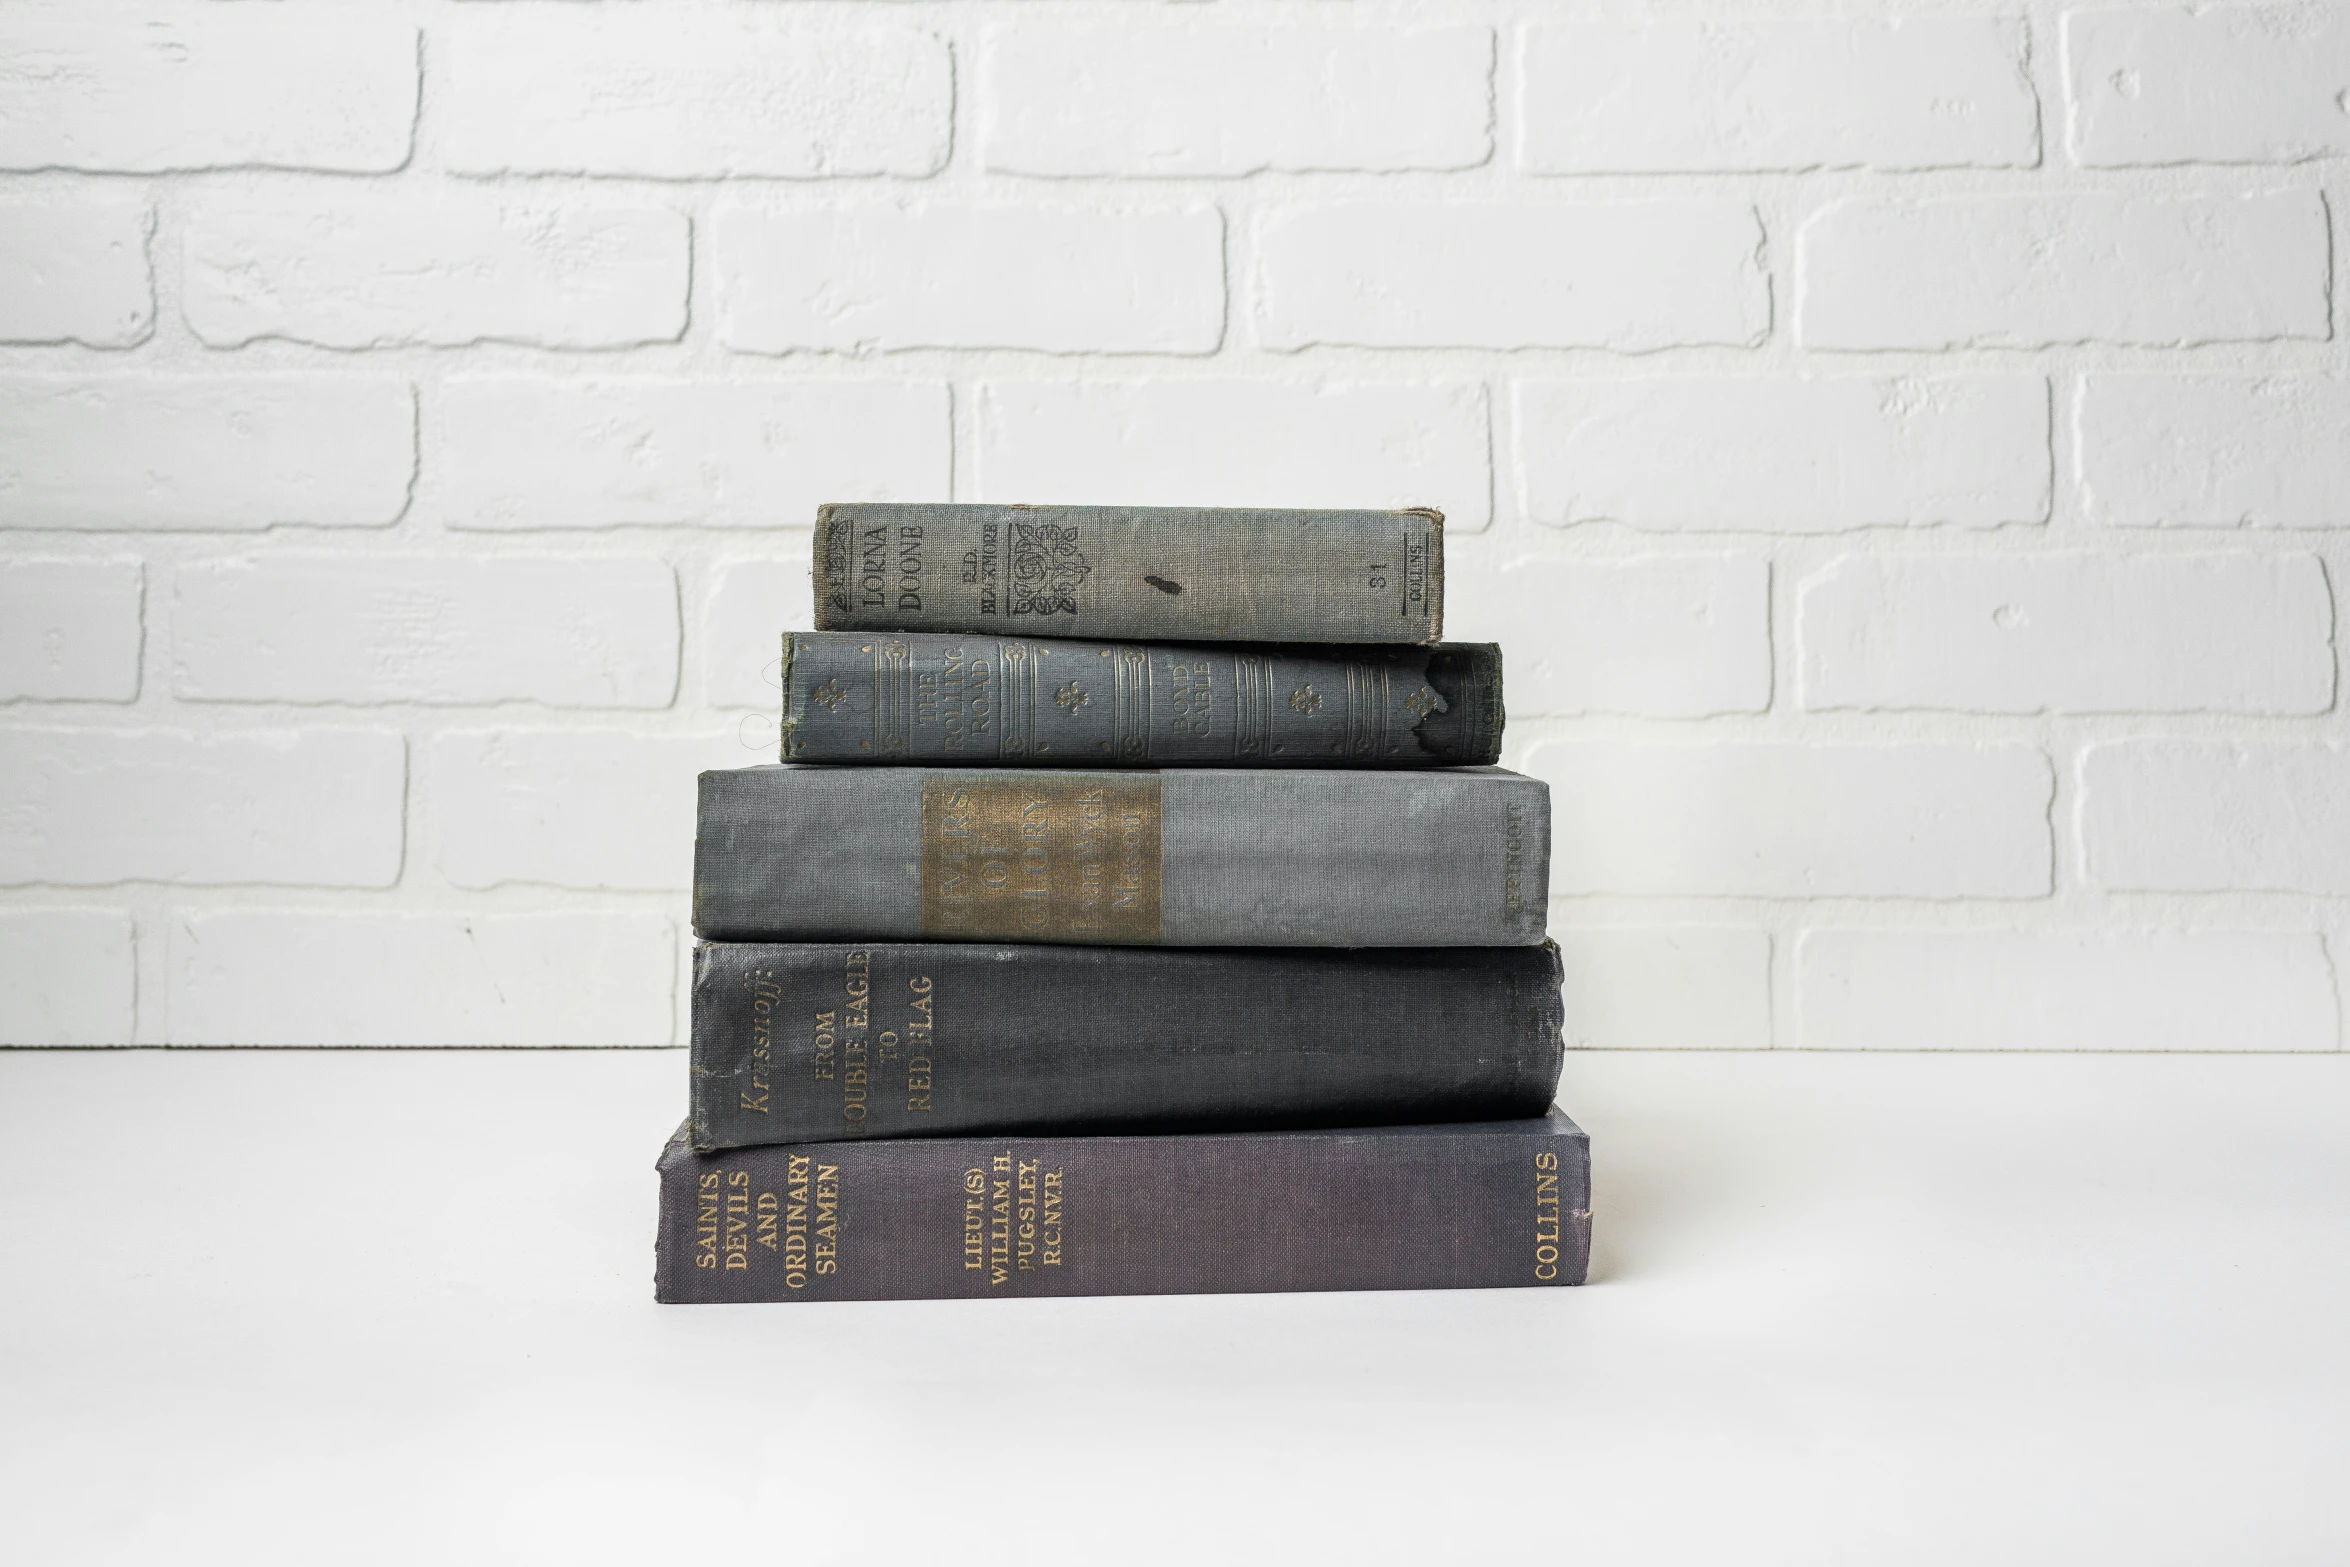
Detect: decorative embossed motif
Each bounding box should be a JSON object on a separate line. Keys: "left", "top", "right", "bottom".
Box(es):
{"left": 871, "top": 640, "right": 913, "bottom": 756}
{"left": 1403, "top": 685, "right": 1440, "bottom": 719}
{"left": 1009, "top": 522, "right": 1090, "bottom": 616}
{"left": 998, "top": 642, "right": 1035, "bottom": 757}
{"left": 809, "top": 678, "right": 849, "bottom": 713}
{"left": 822, "top": 518, "right": 856, "bottom": 613}
{"left": 1290, "top": 684, "right": 1322, "bottom": 715}
{"left": 1054, "top": 681, "right": 1090, "bottom": 713}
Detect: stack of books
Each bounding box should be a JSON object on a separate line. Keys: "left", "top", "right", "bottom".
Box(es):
{"left": 655, "top": 503, "right": 1589, "bottom": 1303}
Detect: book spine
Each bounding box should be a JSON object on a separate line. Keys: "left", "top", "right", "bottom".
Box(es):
{"left": 690, "top": 942, "right": 1563, "bottom": 1149}
{"left": 779, "top": 632, "right": 1501, "bottom": 768}
{"left": 693, "top": 766, "right": 1551, "bottom": 947}
{"left": 656, "top": 1110, "right": 1589, "bottom": 1302}
{"left": 811, "top": 503, "right": 1443, "bottom": 644}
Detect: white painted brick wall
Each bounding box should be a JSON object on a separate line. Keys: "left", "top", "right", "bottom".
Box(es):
{"left": 0, "top": 557, "right": 142, "bottom": 701}
{"left": 1519, "top": 18, "right": 2038, "bottom": 174}
{"left": 1797, "top": 193, "right": 2330, "bottom": 349}
{"left": 0, "top": 197, "right": 152, "bottom": 347}
{"left": 1445, "top": 555, "right": 1770, "bottom": 717}
{"left": 2082, "top": 742, "right": 2350, "bottom": 894}
{"left": 166, "top": 910, "right": 674, "bottom": 1046}
{"left": 1798, "top": 930, "right": 2338, "bottom": 1053}
{"left": 971, "top": 380, "right": 1491, "bottom": 527}
{"left": 713, "top": 203, "right": 1225, "bottom": 355}
{"left": 0, "top": 0, "right": 2342, "bottom": 1051}
{"left": 1553, "top": 927, "right": 1773, "bottom": 1051}
{"left": 440, "top": 12, "right": 951, "bottom": 180}
{"left": 1514, "top": 376, "right": 2050, "bottom": 531}
{"left": 1256, "top": 200, "right": 1768, "bottom": 350}
{"left": 704, "top": 550, "right": 814, "bottom": 714}
{"left": 1798, "top": 553, "right": 2334, "bottom": 714}
{"left": 436, "top": 379, "right": 949, "bottom": 531}
{"left": 0, "top": 909, "right": 134, "bottom": 1045}
{"left": 2077, "top": 375, "right": 2350, "bottom": 528}
{"left": 1525, "top": 741, "right": 2054, "bottom": 899}
{"left": 1, "top": 378, "right": 414, "bottom": 530}
{"left": 428, "top": 730, "right": 743, "bottom": 892}
{"left": 2065, "top": 7, "right": 2350, "bottom": 168}
{"left": 183, "top": 192, "right": 689, "bottom": 350}
{"left": 0, "top": 8, "right": 416, "bottom": 175}
{"left": 172, "top": 555, "right": 679, "bottom": 707}
{"left": 0, "top": 728, "right": 404, "bottom": 887}
{"left": 983, "top": 23, "right": 1492, "bottom": 176}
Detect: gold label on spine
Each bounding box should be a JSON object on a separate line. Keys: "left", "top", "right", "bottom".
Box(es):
{"left": 920, "top": 772, "right": 1162, "bottom": 944}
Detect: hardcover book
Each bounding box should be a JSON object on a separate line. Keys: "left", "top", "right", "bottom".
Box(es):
{"left": 655, "top": 1110, "right": 1591, "bottom": 1303}
{"left": 693, "top": 765, "right": 1551, "bottom": 948}
{"left": 811, "top": 503, "right": 1443, "bottom": 644}
{"left": 777, "top": 631, "right": 1501, "bottom": 768}
{"left": 691, "top": 941, "right": 1564, "bottom": 1149}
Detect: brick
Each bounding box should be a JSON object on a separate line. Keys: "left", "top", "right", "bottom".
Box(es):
{"left": 0, "top": 910, "right": 134, "bottom": 1046}
{"left": 166, "top": 911, "right": 674, "bottom": 1046}
{"left": 714, "top": 203, "right": 1223, "bottom": 355}
{"left": 183, "top": 192, "right": 687, "bottom": 350}
{"left": 1799, "top": 929, "right": 2337, "bottom": 1052}
{"left": 0, "top": 196, "right": 150, "bottom": 347}
{"left": 2068, "top": 7, "right": 2350, "bottom": 166}
{"left": 1516, "top": 376, "right": 2048, "bottom": 532}
{"left": 1521, "top": 18, "right": 2035, "bottom": 173}
{"left": 1554, "top": 928, "right": 1772, "bottom": 1050}
{"left": 0, "top": 9, "right": 413, "bottom": 174}
{"left": 438, "top": 380, "right": 948, "bottom": 531}
{"left": 971, "top": 380, "right": 1491, "bottom": 529}
{"left": 0, "top": 377, "right": 413, "bottom": 532}
{"left": 1523, "top": 741, "right": 2053, "bottom": 898}
{"left": 429, "top": 729, "right": 747, "bottom": 891}
{"left": 983, "top": 22, "right": 1490, "bottom": 175}
{"left": 1799, "top": 193, "right": 2329, "bottom": 349}
{"left": 705, "top": 548, "right": 815, "bottom": 712}
{"left": 172, "top": 556, "right": 678, "bottom": 708}
{"left": 0, "top": 557, "right": 141, "bottom": 701}
{"left": 1443, "top": 554, "right": 1768, "bottom": 717}
{"left": 1257, "top": 201, "right": 1766, "bottom": 350}
{"left": 441, "top": 11, "right": 946, "bottom": 178}
{"left": 1799, "top": 553, "right": 2333, "bottom": 715}
{"left": 0, "top": 727, "right": 402, "bottom": 886}
{"left": 2084, "top": 742, "right": 2350, "bottom": 893}
{"left": 2079, "top": 375, "right": 2350, "bottom": 529}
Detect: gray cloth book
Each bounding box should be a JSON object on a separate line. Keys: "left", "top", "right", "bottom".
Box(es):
{"left": 778, "top": 630, "right": 1501, "bottom": 767}
{"left": 656, "top": 1109, "right": 1590, "bottom": 1302}
{"left": 693, "top": 765, "right": 1551, "bottom": 948}
{"left": 812, "top": 502, "right": 1443, "bottom": 643}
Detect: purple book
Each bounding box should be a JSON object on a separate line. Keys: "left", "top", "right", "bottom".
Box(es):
{"left": 655, "top": 1110, "right": 1590, "bottom": 1303}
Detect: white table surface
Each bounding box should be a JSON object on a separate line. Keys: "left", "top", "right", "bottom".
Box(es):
{"left": 4, "top": 1047, "right": 2344, "bottom": 1566}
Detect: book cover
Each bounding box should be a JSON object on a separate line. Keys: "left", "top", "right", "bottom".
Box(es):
{"left": 656, "top": 1109, "right": 1591, "bottom": 1302}
{"left": 811, "top": 503, "right": 1443, "bottom": 644}
{"left": 692, "top": 766, "right": 1550, "bottom": 948}
{"left": 691, "top": 941, "right": 1564, "bottom": 1148}
{"left": 778, "top": 631, "right": 1501, "bottom": 768}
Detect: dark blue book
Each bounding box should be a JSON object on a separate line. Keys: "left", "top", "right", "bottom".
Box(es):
{"left": 777, "top": 630, "right": 1500, "bottom": 768}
